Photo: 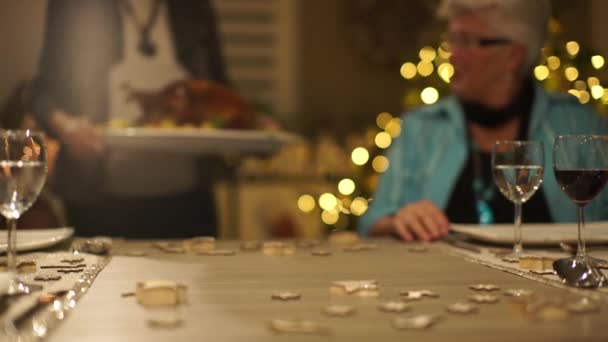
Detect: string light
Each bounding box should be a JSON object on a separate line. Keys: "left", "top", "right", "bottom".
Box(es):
{"left": 419, "top": 46, "right": 437, "bottom": 62}
{"left": 319, "top": 193, "right": 338, "bottom": 211}
{"left": 547, "top": 56, "right": 561, "bottom": 70}
{"left": 591, "top": 55, "right": 605, "bottom": 69}
{"left": 417, "top": 61, "right": 434, "bottom": 77}
{"left": 351, "top": 147, "right": 369, "bottom": 165}
{"left": 566, "top": 41, "right": 580, "bottom": 57}
{"left": 564, "top": 67, "right": 579, "bottom": 81}
{"left": 534, "top": 65, "right": 549, "bottom": 81}
{"left": 384, "top": 118, "right": 402, "bottom": 138}
{"left": 372, "top": 156, "right": 390, "bottom": 173}
{"left": 591, "top": 85, "right": 605, "bottom": 100}
{"left": 437, "top": 63, "right": 454, "bottom": 83}
{"left": 338, "top": 178, "right": 356, "bottom": 196}
{"left": 587, "top": 77, "right": 600, "bottom": 87}
{"left": 321, "top": 210, "right": 339, "bottom": 225}
{"left": 375, "top": 112, "right": 393, "bottom": 129}
{"left": 350, "top": 197, "right": 369, "bottom": 216}
{"left": 578, "top": 90, "right": 590, "bottom": 104}
{"left": 400, "top": 62, "right": 417, "bottom": 79}
{"left": 374, "top": 132, "right": 392, "bottom": 149}
{"left": 420, "top": 87, "right": 439, "bottom": 104}
{"left": 297, "top": 195, "right": 316, "bottom": 213}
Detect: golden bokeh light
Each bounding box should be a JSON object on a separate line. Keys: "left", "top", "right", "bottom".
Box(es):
{"left": 321, "top": 210, "right": 339, "bottom": 225}
{"left": 603, "top": 91, "right": 608, "bottom": 104}
{"left": 372, "top": 155, "right": 390, "bottom": 173}
{"left": 417, "top": 61, "right": 434, "bottom": 77}
{"left": 297, "top": 194, "right": 316, "bottom": 213}
{"left": 351, "top": 147, "right": 370, "bottom": 166}
{"left": 547, "top": 56, "right": 561, "bottom": 70}
{"left": 384, "top": 118, "right": 402, "bottom": 138}
{"left": 438, "top": 45, "right": 451, "bottom": 59}
{"left": 375, "top": 132, "right": 392, "bottom": 149}
{"left": 437, "top": 63, "right": 454, "bottom": 83}
{"left": 419, "top": 46, "right": 437, "bottom": 62}
{"left": 591, "top": 85, "right": 605, "bottom": 100}
{"left": 400, "top": 62, "right": 417, "bottom": 79}
{"left": 350, "top": 197, "right": 369, "bottom": 216}
{"left": 566, "top": 41, "right": 580, "bottom": 56}
{"left": 375, "top": 112, "right": 393, "bottom": 129}
{"left": 587, "top": 77, "right": 600, "bottom": 87}
{"left": 420, "top": 87, "right": 439, "bottom": 104}
{"left": 591, "top": 55, "right": 605, "bottom": 69}
{"left": 338, "top": 178, "right": 356, "bottom": 196}
{"left": 578, "top": 90, "right": 590, "bottom": 104}
{"left": 568, "top": 89, "right": 580, "bottom": 98}
{"left": 533, "top": 65, "right": 549, "bottom": 81}
{"left": 574, "top": 80, "right": 586, "bottom": 91}
{"left": 564, "top": 67, "right": 579, "bottom": 82}
{"left": 319, "top": 193, "right": 338, "bottom": 211}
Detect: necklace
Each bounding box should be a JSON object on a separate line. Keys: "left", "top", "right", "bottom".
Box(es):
{"left": 120, "top": 0, "right": 163, "bottom": 57}
{"left": 470, "top": 142, "right": 495, "bottom": 225}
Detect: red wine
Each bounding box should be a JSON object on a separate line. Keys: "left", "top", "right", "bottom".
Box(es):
{"left": 554, "top": 169, "right": 608, "bottom": 204}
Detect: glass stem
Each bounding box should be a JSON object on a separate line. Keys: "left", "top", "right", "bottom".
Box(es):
{"left": 513, "top": 203, "right": 523, "bottom": 255}
{"left": 576, "top": 204, "right": 587, "bottom": 259}
{"left": 7, "top": 218, "right": 17, "bottom": 273}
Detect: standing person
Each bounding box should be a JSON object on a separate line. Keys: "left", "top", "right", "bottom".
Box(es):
{"left": 31, "top": 0, "right": 228, "bottom": 238}
{"left": 359, "top": 0, "right": 608, "bottom": 242}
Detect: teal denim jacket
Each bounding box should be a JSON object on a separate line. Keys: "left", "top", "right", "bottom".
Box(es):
{"left": 358, "top": 84, "right": 608, "bottom": 236}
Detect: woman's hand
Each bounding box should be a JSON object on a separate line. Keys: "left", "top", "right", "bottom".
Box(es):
{"left": 49, "top": 110, "right": 104, "bottom": 160}
{"left": 370, "top": 200, "right": 450, "bottom": 242}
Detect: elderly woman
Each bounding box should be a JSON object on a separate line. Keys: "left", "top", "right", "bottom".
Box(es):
{"left": 359, "top": 0, "right": 608, "bottom": 242}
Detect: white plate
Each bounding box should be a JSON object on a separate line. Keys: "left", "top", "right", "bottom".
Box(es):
{"left": 104, "top": 128, "right": 301, "bottom": 155}
{"left": 0, "top": 227, "right": 74, "bottom": 253}
{"left": 451, "top": 222, "right": 608, "bottom": 246}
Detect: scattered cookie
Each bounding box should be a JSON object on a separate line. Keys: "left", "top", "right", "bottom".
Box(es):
{"left": 526, "top": 299, "right": 569, "bottom": 321}
{"left": 57, "top": 269, "right": 85, "bottom": 274}
{"left": 504, "top": 289, "right": 534, "bottom": 297}
{"left": 567, "top": 298, "right": 600, "bottom": 314}
{"left": 408, "top": 245, "right": 430, "bottom": 253}
{"left": 400, "top": 290, "right": 439, "bottom": 301}
{"left": 330, "top": 280, "right": 379, "bottom": 297}
{"left": 529, "top": 269, "right": 556, "bottom": 275}
{"left": 296, "top": 240, "right": 320, "bottom": 249}
{"left": 311, "top": 250, "right": 332, "bottom": 256}
{"left": 147, "top": 317, "right": 183, "bottom": 329}
{"left": 41, "top": 264, "right": 86, "bottom": 269}
{"left": 136, "top": 280, "right": 188, "bottom": 307}
{"left": 125, "top": 251, "right": 148, "bottom": 257}
{"left": 61, "top": 257, "right": 85, "bottom": 264}
{"left": 328, "top": 231, "right": 360, "bottom": 246}
{"left": 468, "top": 294, "right": 499, "bottom": 304}
{"left": 0, "top": 260, "right": 37, "bottom": 274}
{"left": 469, "top": 284, "right": 500, "bottom": 292}
{"left": 268, "top": 319, "right": 330, "bottom": 335}
{"left": 262, "top": 242, "right": 296, "bottom": 256}
{"left": 343, "top": 243, "right": 377, "bottom": 252}
{"left": 271, "top": 291, "right": 302, "bottom": 301}
{"left": 240, "top": 241, "right": 261, "bottom": 252}
{"left": 122, "top": 292, "right": 136, "bottom": 298}
{"left": 34, "top": 273, "right": 62, "bottom": 282}
{"left": 153, "top": 242, "right": 185, "bottom": 254}
{"left": 392, "top": 314, "right": 443, "bottom": 330}
{"left": 183, "top": 237, "right": 215, "bottom": 253}
{"left": 199, "top": 249, "right": 236, "bottom": 256}
{"left": 446, "top": 302, "right": 478, "bottom": 314}
{"left": 322, "top": 304, "right": 356, "bottom": 317}
{"left": 378, "top": 301, "right": 411, "bottom": 313}
{"left": 519, "top": 255, "right": 555, "bottom": 270}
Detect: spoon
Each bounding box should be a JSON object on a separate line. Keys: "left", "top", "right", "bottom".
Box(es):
{"left": 553, "top": 258, "right": 606, "bottom": 288}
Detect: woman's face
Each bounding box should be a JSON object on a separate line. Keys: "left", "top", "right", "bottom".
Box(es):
{"left": 447, "top": 10, "right": 523, "bottom": 102}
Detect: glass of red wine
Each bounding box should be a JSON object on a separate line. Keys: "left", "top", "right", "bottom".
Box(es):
{"left": 553, "top": 135, "right": 608, "bottom": 287}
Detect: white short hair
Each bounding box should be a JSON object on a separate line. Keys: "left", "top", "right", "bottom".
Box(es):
{"left": 438, "top": 0, "right": 551, "bottom": 72}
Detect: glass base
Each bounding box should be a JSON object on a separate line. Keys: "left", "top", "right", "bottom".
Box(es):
{"left": 5, "top": 275, "right": 42, "bottom": 295}
{"left": 553, "top": 257, "right": 606, "bottom": 288}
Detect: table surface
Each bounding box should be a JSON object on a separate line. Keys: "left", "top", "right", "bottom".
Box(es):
{"left": 46, "top": 239, "right": 608, "bottom": 342}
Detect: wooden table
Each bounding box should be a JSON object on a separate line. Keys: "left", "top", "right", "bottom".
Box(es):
{"left": 45, "top": 239, "right": 608, "bottom": 342}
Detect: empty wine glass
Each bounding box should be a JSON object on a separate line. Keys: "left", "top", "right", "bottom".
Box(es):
{"left": 553, "top": 135, "right": 608, "bottom": 287}
{"left": 0, "top": 130, "right": 48, "bottom": 294}
{"left": 492, "top": 141, "right": 545, "bottom": 260}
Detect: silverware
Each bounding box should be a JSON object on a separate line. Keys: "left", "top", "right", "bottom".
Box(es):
{"left": 442, "top": 235, "right": 482, "bottom": 253}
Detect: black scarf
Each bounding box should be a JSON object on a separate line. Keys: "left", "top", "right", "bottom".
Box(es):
{"left": 460, "top": 79, "right": 534, "bottom": 128}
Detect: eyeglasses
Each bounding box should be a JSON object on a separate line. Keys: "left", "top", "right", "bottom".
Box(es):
{"left": 442, "top": 34, "right": 512, "bottom": 51}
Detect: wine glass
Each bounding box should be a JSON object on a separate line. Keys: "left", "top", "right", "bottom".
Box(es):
{"left": 0, "top": 130, "right": 48, "bottom": 294}
{"left": 492, "top": 140, "right": 545, "bottom": 260}
{"left": 553, "top": 135, "right": 608, "bottom": 287}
